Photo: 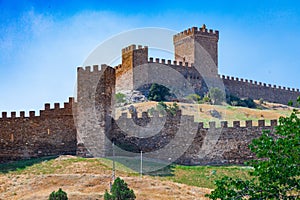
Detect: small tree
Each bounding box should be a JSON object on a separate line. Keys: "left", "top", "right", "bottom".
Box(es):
{"left": 206, "top": 97, "right": 300, "bottom": 199}
{"left": 49, "top": 188, "right": 68, "bottom": 200}
{"left": 208, "top": 88, "right": 225, "bottom": 105}
{"left": 104, "top": 177, "right": 136, "bottom": 200}
{"left": 148, "top": 83, "right": 171, "bottom": 101}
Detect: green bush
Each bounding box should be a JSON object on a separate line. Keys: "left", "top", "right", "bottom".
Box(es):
{"left": 156, "top": 101, "right": 168, "bottom": 115}
{"left": 186, "top": 94, "right": 201, "bottom": 103}
{"left": 226, "top": 94, "right": 256, "bottom": 108}
{"left": 156, "top": 102, "right": 179, "bottom": 116}
{"left": 49, "top": 188, "right": 68, "bottom": 200}
{"left": 201, "top": 96, "right": 211, "bottom": 103}
{"left": 206, "top": 97, "right": 300, "bottom": 199}
{"left": 116, "top": 92, "right": 126, "bottom": 104}
{"left": 148, "top": 83, "right": 171, "bottom": 101}
{"left": 148, "top": 102, "right": 180, "bottom": 116}
{"left": 208, "top": 88, "right": 225, "bottom": 105}
{"left": 104, "top": 177, "right": 136, "bottom": 200}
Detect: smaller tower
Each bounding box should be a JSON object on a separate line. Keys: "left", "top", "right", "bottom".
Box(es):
{"left": 116, "top": 44, "right": 148, "bottom": 91}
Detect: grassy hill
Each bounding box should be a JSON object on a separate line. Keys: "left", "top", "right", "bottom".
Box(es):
{"left": 0, "top": 156, "right": 253, "bottom": 200}
{"left": 115, "top": 100, "right": 293, "bottom": 127}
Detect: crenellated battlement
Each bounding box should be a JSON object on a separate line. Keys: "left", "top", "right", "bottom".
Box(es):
{"left": 221, "top": 74, "right": 300, "bottom": 92}
{"left": 77, "top": 64, "right": 115, "bottom": 74}
{"left": 148, "top": 57, "right": 193, "bottom": 67}
{"left": 173, "top": 25, "right": 219, "bottom": 43}
{"left": 0, "top": 97, "right": 74, "bottom": 119}
{"left": 121, "top": 44, "right": 148, "bottom": 54}
{"left": 116, "top": 111, "right": 278, "bottom": 129}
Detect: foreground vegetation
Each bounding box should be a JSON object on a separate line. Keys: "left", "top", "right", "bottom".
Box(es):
{"left": 207, "top": 97, "right": 300, "bottom": 199}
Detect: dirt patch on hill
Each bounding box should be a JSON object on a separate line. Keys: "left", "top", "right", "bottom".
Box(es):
{"left": 0, "top": 156, "right": 211, "bottom": 200}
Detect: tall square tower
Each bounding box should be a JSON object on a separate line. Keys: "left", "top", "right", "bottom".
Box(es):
{"left": 173, "top": 25, "right": 219, "bottom": 76}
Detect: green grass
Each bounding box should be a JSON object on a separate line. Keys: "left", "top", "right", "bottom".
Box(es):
{"left": 0, "top": 156, "right": 58, "bottom": 174}
{"left": 163, "top": 165, "right": 252, "bottom": 189}
{"left": 0, "top": 156, "right": 253, "bottom": 189}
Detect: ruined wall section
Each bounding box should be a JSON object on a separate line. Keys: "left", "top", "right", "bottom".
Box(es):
{"left": 111, "top": 111, "right": 277, "bottom": 165}
{"left": 76, "top": 65, "right": 115, "bottom": 157}
{"left": 0, "top": 98, "right": 77, "bottom": 163}
{"left": 222, "top": 75, "right": 300, "bottom": 105}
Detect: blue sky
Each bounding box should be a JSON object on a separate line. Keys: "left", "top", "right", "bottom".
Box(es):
{"left": 1, "top": 0, "right": 300, "bottom": 114}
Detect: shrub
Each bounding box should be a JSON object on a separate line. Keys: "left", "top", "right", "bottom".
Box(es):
{"left": 167, "top": 102, "right": 179, "bottom": 116}
{"left": 186, "top": 94, "right": 201, "bottom": 103}
{"left": 199, "top": 95, "right": 211, "bottom": 104}
{"left": 148, "top": 83, "right": 171, "bottom": 101}
{"left": 156, "top": 102, "right": 179, "bottom": 116}
{"left": 116, "top": 92, "right": 126, "bottom": 104}
{"left": 104, "top": 177, "right": 136, "bottom": 200}
{"left": 157, "top": 101, "right": 168, "bottom": 115}
{"left": 226, "top": 94, "right": 256, "bottom": 108}
{"left": 208, "top": 88, "right": 225, "bottom": 105}
{"left": 242, "top": 97, "right": 256, "bottom": 108}
{"left": 49, "top": 188, "right": 68, "bottom": 200}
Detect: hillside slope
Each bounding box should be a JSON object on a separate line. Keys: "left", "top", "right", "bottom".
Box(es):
{"left": 0, "top": 156, "right": 211, "bottom": 200}
{"left": 115, "top": 101, "right": 293, "bottom": 127}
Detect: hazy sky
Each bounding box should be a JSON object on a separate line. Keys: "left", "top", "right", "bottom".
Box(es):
{"left": 1, "top": 0, "right": 300, "bottom": 114}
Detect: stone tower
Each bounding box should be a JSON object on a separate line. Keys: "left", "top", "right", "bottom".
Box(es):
{"left": 116, "top": 44, "right": 148, "bottom": 92}
{"left": 76, "top": 65, "right": 115, "bottom": 157}
{"left": 173, "top": 25, "right": 219, "bottom": 76}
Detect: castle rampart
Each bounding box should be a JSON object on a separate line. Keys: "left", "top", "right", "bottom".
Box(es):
{"left": 110, "top": 111, "right": 277, "bottom": 165}
{"left": 0, "top": 98, "right": 77, "bottom": 163}
{"left": 221, "top": 75, "right": 300, "bottom": 105}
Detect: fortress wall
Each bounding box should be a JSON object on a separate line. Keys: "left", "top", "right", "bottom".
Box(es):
{"left": 132, "top": 58, "right": 208, "bottom": 96}
{"left": 222, "top": 75, "right": 300, "bottom": 105}
{"left": 110, "top": 111, "right": 277, "bottom": 165}
{"left": 0, "top": 98, "right": 77, "bottom": 163}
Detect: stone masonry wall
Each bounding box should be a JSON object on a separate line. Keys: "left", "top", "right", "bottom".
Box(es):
{"left": 222, "top": 75, "right": 300, "bottom": 105}
{"left": 110, "top": 111, "right": 277, "bottom": 165}
{"left": 115, "top": 45, "right": 300, "bottom": 105}
{"left": 0, "top": 98, "right": 77, "bottom": 163}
